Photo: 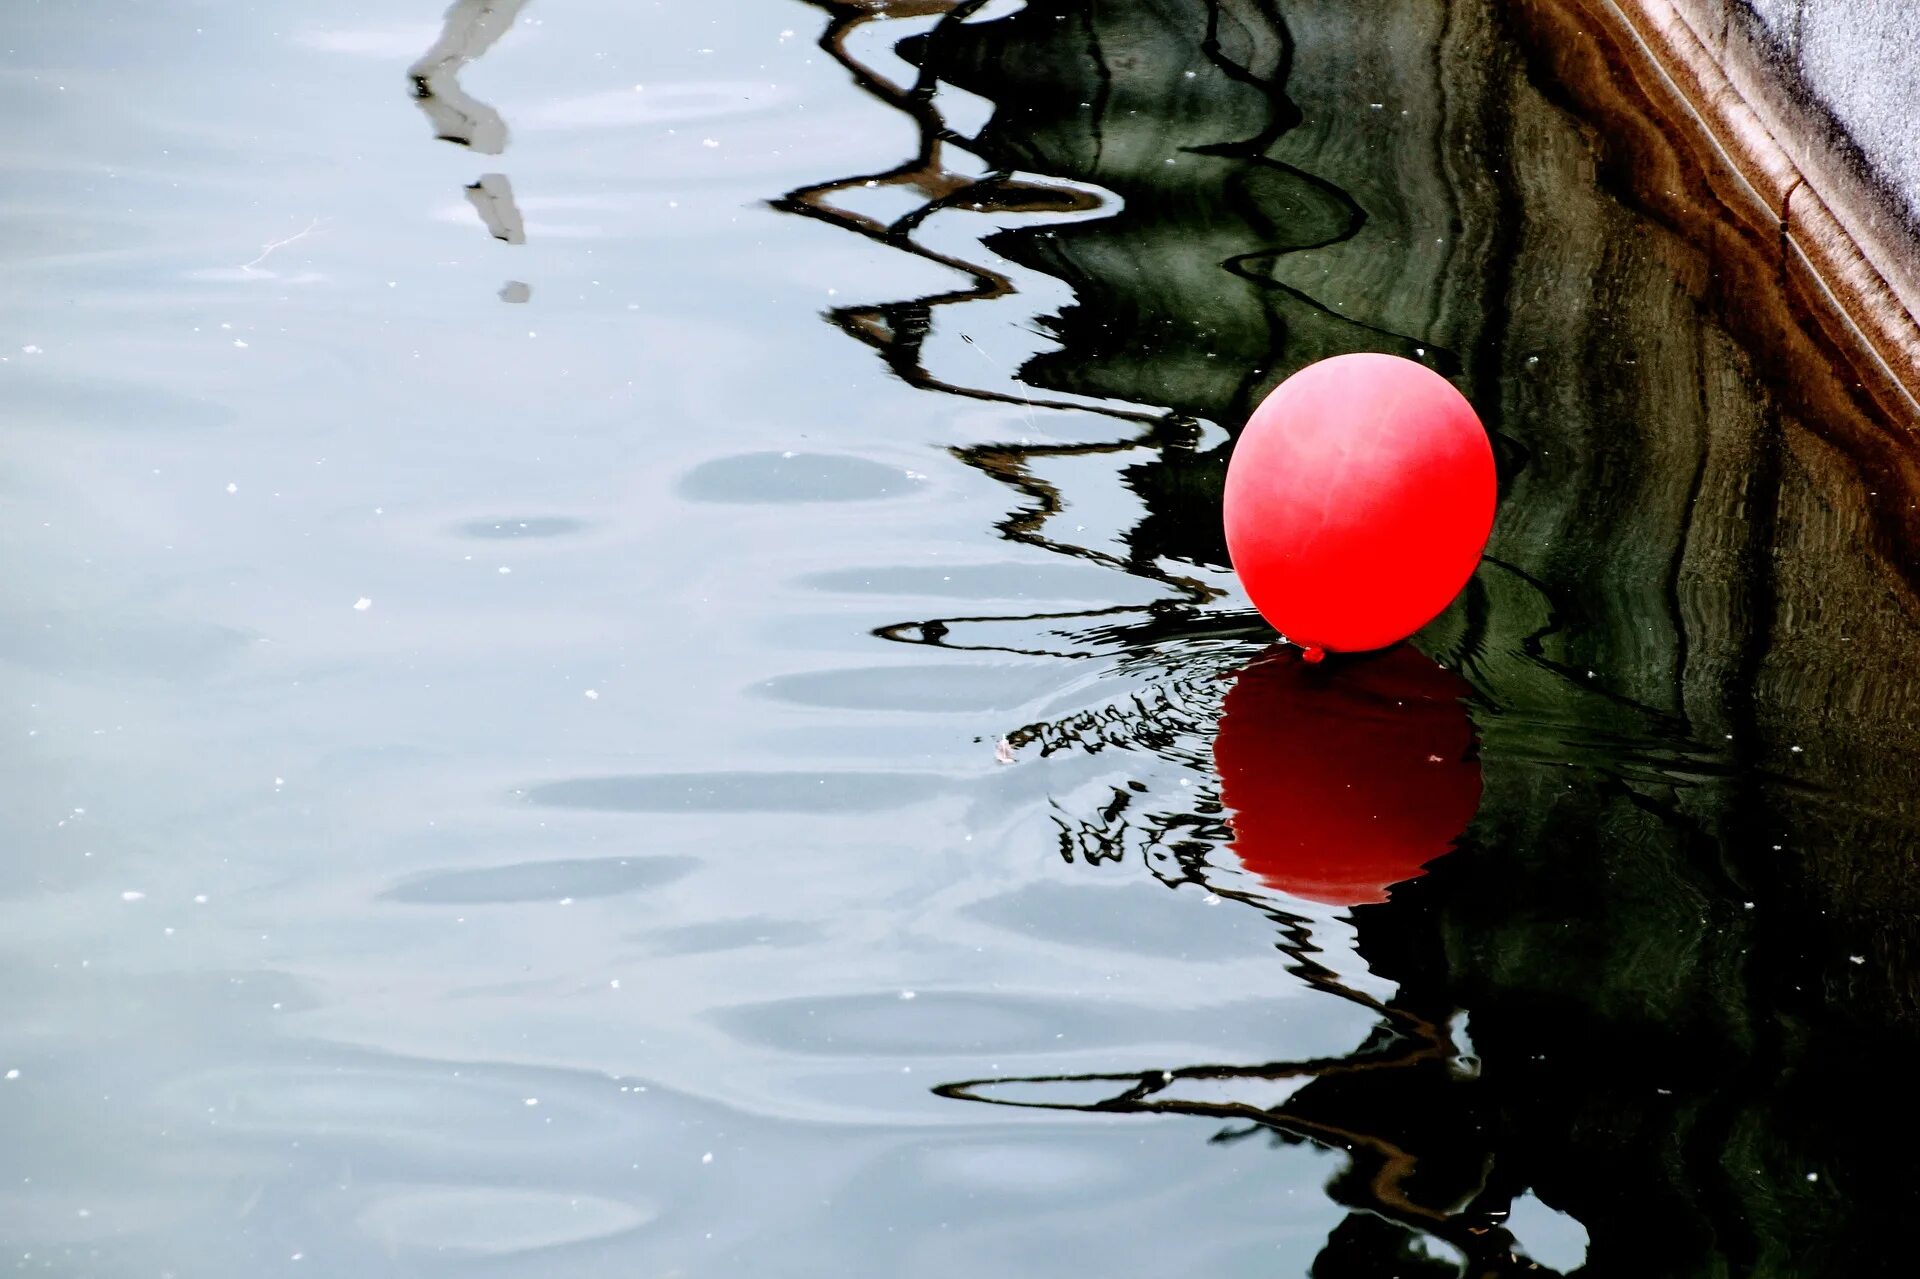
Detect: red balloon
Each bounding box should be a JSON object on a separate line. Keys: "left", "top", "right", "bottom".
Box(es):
{"left": 1224, "top": 353, "right": 1496, "bottom": 655}
{"left": 1213, "top": 645, "right": 1481, "bottom": 906}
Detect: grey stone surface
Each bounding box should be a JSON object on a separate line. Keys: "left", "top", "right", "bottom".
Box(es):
{"left": 1742, "top": 0, "right": 1800, "bottom": 47}
{"left": 1731, "top": 0, "right": 1920, "bottom": 224}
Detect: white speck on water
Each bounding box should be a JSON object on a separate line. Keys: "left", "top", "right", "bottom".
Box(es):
{"left": 290, "top": 1253, "right": 304, "bottom": 1262}
{"left": 701, "top": 1152, "right": 714, "bottom": 1164}
{"left": 523, "top": 1098, "right": 539, "bottom": 1107}
{"left": 558, "top": 897, "right": 574, "bottom": 906}
{"left": 232, "top": 339, "right": 248, "bottom": 348}
{"left": 21, "top": 344, "right": 42, "bottom": 355}
{"left": 994, "top": 737, "right": 1014, "bottom": 765}
{"left": 4, "top": 1070, "right": 18, "bottom": 1080}
{"left": 225, "top": 482, "right": 238, "bottom": 494}
{"left": 899, "top": 990, "right": 916, "bottom": 1000}
{"left": 273, "top": 777, "right": 284, "bottom": 787}
{"left": 1203, "top": 894, "right": 1221, "bottom": 905}
{"left": 584, "top": 689, "right": 599, "bottom": 700}
{"left": 609, "top": 978, "right": 621, "bottom": 989}
{"left": 121, "top": 891, "right": 145, "bottom": 902}
{"left": 497, "top": 566, "right": 511, "bottom": 575}
{"left": 702, "top": 138, "right": 719, "bottom": 148}
{"left": 353, "top": 597, "right": 372, "bottom": 611}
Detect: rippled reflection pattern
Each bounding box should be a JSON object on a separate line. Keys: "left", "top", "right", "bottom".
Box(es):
{"left": 787, "top": 0, "right": 1920, "bottom": 1273}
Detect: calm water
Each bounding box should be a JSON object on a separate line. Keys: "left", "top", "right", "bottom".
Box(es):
{"left": 8, "top": 1, "right": 1920, "bottom": 1275}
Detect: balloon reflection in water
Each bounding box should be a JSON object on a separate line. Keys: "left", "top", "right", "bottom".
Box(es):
{"left": 940, "top": 647, "right": 1524, "bottom": 1271}
{"left": 1213, "top": 644, "right": 1481, "bottom": 906}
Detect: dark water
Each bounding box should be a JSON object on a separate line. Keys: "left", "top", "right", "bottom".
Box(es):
{"left": 8, "top": 1, "right": 1920, "bottom": 1275}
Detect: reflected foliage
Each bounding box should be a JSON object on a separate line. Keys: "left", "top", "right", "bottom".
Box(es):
{"left": 784, "top": 0, "right": 1920, "bottom": 1274}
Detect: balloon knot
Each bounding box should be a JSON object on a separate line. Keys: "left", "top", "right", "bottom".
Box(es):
{"left": 1302, "top": 644, "right": 1326, "bottom": 665}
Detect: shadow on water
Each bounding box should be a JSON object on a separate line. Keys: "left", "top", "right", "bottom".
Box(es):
{"left": 782, "top": 0, "right": 1920, "bottom": 1273}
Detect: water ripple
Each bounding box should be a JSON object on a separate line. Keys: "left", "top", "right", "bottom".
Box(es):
{"left": 524, "top": 771, "right": 950, "bottom": 813}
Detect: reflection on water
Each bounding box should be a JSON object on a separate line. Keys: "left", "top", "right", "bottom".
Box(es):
{"left": 788, "top": 0, "right": 1920, "bottom": 1272}
{"left": 1215, "top": 646, "right": 1481, "bottom": 907}
{"left": 412, "top": 0, "right": 530, "bottom": 281}
{"left": 11, "top": 0, "right": 1920, "bottom": 1272}
{"left": 410, "top": 0, "right": 529, "bottom": 154}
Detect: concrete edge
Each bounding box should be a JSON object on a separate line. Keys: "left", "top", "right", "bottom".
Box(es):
{"left": 1595, "top": 0, "right": 1920, "bottom": 422}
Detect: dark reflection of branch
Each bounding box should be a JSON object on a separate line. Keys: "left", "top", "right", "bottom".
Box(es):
{"left": 952, "top": 428, "right": 1217, "bottom": 598}
{"left": 942, "top": 778, "right": 1540, "bottom": 1272}
{"left": 946, "top": 669, "right": 1546, "bottom": 1271}
{"left": 939, "top": 1061, "right": 1548, "bottom": 1277}
{"left": 872, "top": 603, "right": 1147, "bottom": 659}
{"left": 780, "top": 0, "right": 1484, "bottom": 660}
{"left": 777, "top": 0, "right": 1251, "bottom": 654}
{"left": 774, "top": 0, "right": 1115, "bottom": 424}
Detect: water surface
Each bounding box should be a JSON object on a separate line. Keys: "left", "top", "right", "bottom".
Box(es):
{"left": 8, "top": 1, "right": 1920, "bottom": 1275}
